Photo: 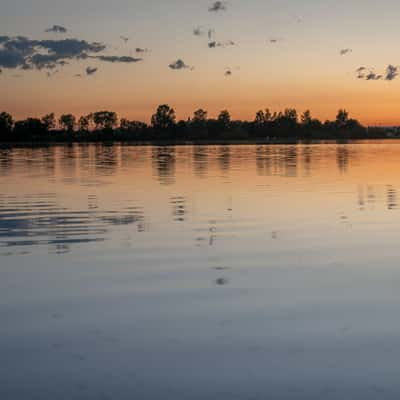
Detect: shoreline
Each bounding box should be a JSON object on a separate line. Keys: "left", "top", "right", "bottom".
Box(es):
{"left": 1, "top": 137, "right": 399, "bottom": 148}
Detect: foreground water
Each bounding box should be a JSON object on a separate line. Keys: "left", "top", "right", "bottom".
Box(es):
{"left": 1, "top": 142, "right": 400, "bottom": 399}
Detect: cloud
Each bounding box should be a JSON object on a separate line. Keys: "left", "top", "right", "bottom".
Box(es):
{"left": 93, "top": 55, "right": 142, "bottom": 63}
{"left": 340, "top": 48, "right": 352, "bottom": 55}
{"left": 193, "top": 27, "right": 204, "bottom": 36}
{"left": 135, "top": 48, "right": 149, "bottom": 53}
{"left": 366, "top": 72, "right": 382, "bottom": 80}
{"left": 86, "top": 66, "right": 98, "bottom": 75}
{"left": 225, "top": 69, "right": 232, "bottom": 76}
{"left": 46, "top": 69, "right": 59, "bottom": 78}
{"left": 385, "top": 64, "right": 398, "bottom": 81}
{"left": 208, "top": 40, "right": 235, "bottom": 48}
{"left": 0, "top": 35, "right": 142, "bottom": 71}
{"left": 120, "top": 36, "right": 129, "bottom": 43}
{"left": 0, "top": 36, "right": 105, "bottom": 69}
{"left": 356, "top": 65, "right": 399, "bottom": 81}
{"left": 168, "top": 59, "right": 193, "bottom": 70}
{"left": 209, "top": 1, "right": 227, "bottom": 12}
{"left": 269, "top": 38, "right": 284, "bottom": 44}
{"left": 45, "top": 25, "right": 67, "bottom": 34}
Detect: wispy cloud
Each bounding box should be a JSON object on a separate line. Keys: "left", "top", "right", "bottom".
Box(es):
{"left": 193, "top": 27, "right": 204, "bottom": 36}
{"left": 340, "top": 48, "right": 352, "bottom": 55}
{"left": 268, "top": 37, "right": 284, "bottom": 44}
{"left": 356, "top": 64, "right": 398, "bottom": 81}
{"left": 385, "top": 64, "right": 398, "bottom": 81}
{"left": 168, "top": 59, "right": 193, "bottom": 70}
{"left": 208, "top": 40, "right": 235, "bottom": 48}
{"left": 93, "top": 55, "right": 142, "bottom": 63}
{"left": 209, "top": 1, "right": 227, "bottom": 12}
{"left": 86, "top": 66, "right": 98, "bottom": 75}
{"left": 45, "top": 25, "right": 67, "bottom": 34}
{"left": 135, "top": 48, "right": 149, "bottom": 54}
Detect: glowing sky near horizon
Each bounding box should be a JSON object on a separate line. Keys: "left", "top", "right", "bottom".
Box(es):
{"left": 2, "top": 0, "right": 400, "bottom": 125}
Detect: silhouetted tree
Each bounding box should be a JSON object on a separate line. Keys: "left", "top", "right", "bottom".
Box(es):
{"left": 78, "top": 115, "right": 91, "bottom": 132}
{"left": 119, "top": 118, "right": 148, "bottom": 139}
{"left": 93, "top": 111, "right": 117, "bottom": 130}
{"left": 14, "top": 118, "right": 46, "bottom": 140}
{"left": 336, "top": 109, "right": 349, "bottom": 128}
{"left": 217, "top": 110, "right": 231, "bottom": 130}
{"left": 41, "top": 113, "right": 56, "bottom": 131}
{"left": 300, "top": 110, "right": 312, "bottom": 125}
{"left": 0, "top": 112, "right": 14, "bottom": 138}
{"left": 255, "top": 110, "right": 266, "bottom": 126}
{"left": 59, "top": 114, "right": 76, "bottom": 132}
{"left": 2, "top": 105, "right": 373, "bottom": 142}
{"left": 193, "top": 109, "right": 208, "bottom": 124}
{"left": 151, "top": 105, "right": 176, "bottom": 131}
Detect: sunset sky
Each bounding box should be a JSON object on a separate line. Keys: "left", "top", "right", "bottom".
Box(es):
{"left": 2, "top": 0, "right": 400, "bottom": 125}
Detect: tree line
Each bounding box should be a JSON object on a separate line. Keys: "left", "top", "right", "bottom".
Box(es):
{"left": 0, "top": 105, "right": 388, "bottom": 143}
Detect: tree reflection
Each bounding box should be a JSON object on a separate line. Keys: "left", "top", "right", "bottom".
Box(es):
{"left": 152, "top": 146, "right": 176, "bottom": 185}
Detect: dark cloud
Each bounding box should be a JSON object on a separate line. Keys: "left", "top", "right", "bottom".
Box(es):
{"left": 135, "top": 48, "right": 149, "bottom": 53}
{"left": 86, "top": 66, "right": 98, "bottom": 75}
{"left": 209, "top": 1, "right": 227, "bottom": 12}
{"left": 168, "top": 59, "right": 193, "bottom": 70}
{"left": 269, "top": 37, "right": 284, "bottom": 44}
{"left": 366, "top": 72, "right": 382, "bottom": 80}
{"left": 356, "top": 65, "right": 398, "bottom": 81}
{"left": 385, "top": 64, "right": 398, "bottom": 81}
{"left": 120, "top": 36, "right": 129, "bottom": 43}
{"left": 340, "top": 48, "right": 352, "bottom": 55}
{"left": 46, "top": 69, "right": 59, "bottom": 78}
{"left": 0, "top": 35, "right": 142, "bottom": 71}
{"left": 193, "top": 27, "right": 204, "bottom": 36}
{"left": 356, "top": 66, "right": 366, "bottom": 79}
{"left": 208, "top": 40, "right": 235, "bottom": 48}
{"left": 0, "top": 36, "right": 105, "bottom": 69}
{"left": 93, "top": 55, "right": 142, "bottom": 63}
{"left": 45, "top": 25, "right": 67, "bottom": 34}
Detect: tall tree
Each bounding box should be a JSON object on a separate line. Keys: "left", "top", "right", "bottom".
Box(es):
{"left": 336, "top": 109, "right": 349, "bottom": 128}
{"left": 41, "top": 113, "right": 56, "bottom": 131}
{"left": 0, "top": 112, "right": 14, "bottom": 137}
{"left": 151, "top": 105, "right": 176, "bottom": 130}
{"left": 59, "top": 114, "right": 76, "bottom": 132}
{"left": 217, "top": 110, "right": 231, "bottom": 130}
{"left": 93, "top": 111, "right": 117, "bottom": 130}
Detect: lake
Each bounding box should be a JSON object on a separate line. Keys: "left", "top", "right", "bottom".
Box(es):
{"left": 1, "top": 142, "right": 400, "bottom": 399}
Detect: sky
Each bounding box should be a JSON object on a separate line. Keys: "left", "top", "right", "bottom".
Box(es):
{"left": 1, "top": 0, "right": 400, "bottom": 125}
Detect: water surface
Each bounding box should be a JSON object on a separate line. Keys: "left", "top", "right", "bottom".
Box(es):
{"left": 1, "top": 142, "right": 400, "bottom": 399}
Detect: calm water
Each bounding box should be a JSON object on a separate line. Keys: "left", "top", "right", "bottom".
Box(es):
{"left": 1, "top": 142, "right": 400, "bottom": 399}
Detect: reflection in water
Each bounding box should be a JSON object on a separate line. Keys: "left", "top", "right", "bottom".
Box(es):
{"left": 193, "top": 145, "right": 208, "bottom": 178}
{"left": 215, "top": 277, "right": 229, "bottom": 286}
{"left": 3, "top": 143, "right": 400, "bottom": 399}
{"left": 0, "top": 193, "right": 144, "bottom": 255}
{"left": 387, "top": 185, "right": 398, "bottom": 210}
{"left": 171, "top": 196, "right": 186, "bottom": 222}
{"left": 337, "top": 145, "right": 349, "bottom": 173}
{"left": 152, "top": 146, "right": 176, "bottom": 185}
{"left": 218, "top": 146, "right": 231, "bottom": 173}
{"left": 256, "top": 146, "right": 272, "bottom": 176}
